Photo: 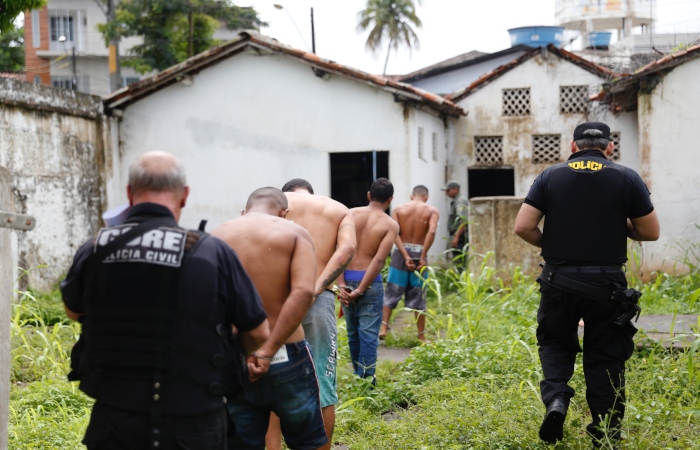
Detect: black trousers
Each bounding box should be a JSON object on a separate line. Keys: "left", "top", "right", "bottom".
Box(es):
{"left": 83, "top": 401, "right": 227, "bottom": 450}
{"left": 536, "top": 270, "right": 637, "bottom": 439}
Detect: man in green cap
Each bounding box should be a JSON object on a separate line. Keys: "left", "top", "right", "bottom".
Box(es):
{"left": 442, "top": 180, "right": 469, "bottom": 264}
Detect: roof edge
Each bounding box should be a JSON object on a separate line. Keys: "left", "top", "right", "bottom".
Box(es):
{"left": 104, "top": 31, "right": 464, "bottom": 117}
{"left": 399, "top": 45, "right": 533, "bottom": 83}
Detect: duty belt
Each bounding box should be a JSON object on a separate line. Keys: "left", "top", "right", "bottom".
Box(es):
{"left": 540, "top": 265, "right": 618, "bottom": 302}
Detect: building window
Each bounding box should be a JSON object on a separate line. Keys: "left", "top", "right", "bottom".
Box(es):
{"left": 31, "top": 10, "right": 41, "bottom": 48}
{"left": 502, "top": 88, "right": 530, "bottom": 116}
{"left": 474, "top": 136, "right": 503, "bottom": 166}
{"left": 122, "top": 76, "right": 140, "bottom": 86}
{"left": 48, "top": 10, "right": 86, "bottom": 52}
{"left": 34, "top": 76, "right": 42, "bottom": 85}
{"left": 560, "top": 85, "right": 590, "bottom": 114}
{"left": 418, "top": 127, "right": 426, "bottom": 161}
{"left": 52, "top": 76, "right": 89, "bottom": 92}
{"left": 431, "top": 132, "right": 438, "bottom": 162}
{"left": 532, "top": 134, "right": 562, "bottom": 163}
{"left": 50, "top": 13, "right": 74, "bottom": 43}
{"left": 610, "top": 132, "right": 621, "bottom": 161}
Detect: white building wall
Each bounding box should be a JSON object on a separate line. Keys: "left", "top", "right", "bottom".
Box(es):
{"left": 638, "top": 58, "right": 700, "bottom": 273}
{"left": 453, "top": 52, "right": 638, "bottom": 197}
{"left": 115, "top": 50, "right": 454, "bottom": 261}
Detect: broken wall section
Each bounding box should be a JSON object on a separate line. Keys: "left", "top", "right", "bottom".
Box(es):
{"left": 469, "top": 197, "right": 543, "bottom": 282}
{"left": 0, "top": 78, "right": 109, "bottom": 290}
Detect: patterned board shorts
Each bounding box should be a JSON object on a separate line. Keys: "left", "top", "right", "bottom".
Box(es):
{"left": 301, "top": 290, "right": 338, "bottom": 407}
{"left": 384, "top": 245, "right": 427, "bottom": 311}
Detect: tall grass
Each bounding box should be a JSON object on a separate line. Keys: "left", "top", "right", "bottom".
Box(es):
{"left": 8, "top": 254, "right": 700, "bottom": 449}
{"left": 334, "top": 255, "right": 700, "bottom": 449}
{"left": 9, "top": 290, "right": 93, "bottom": 449}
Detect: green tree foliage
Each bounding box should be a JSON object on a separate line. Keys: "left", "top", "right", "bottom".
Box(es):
{"left": 98, "top": 0, "right": 266, "bottom": 74}
{"left": 0, "top": 0, "right": 46, "bottom": 33}
{"left": 0, "top": 24, "right": 24, "bottom": 72}
{"left": 356, "top": 0, "right": 422, "bottom": 75}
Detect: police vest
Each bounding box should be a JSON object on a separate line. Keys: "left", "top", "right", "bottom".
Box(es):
{"left": 70, "top": 218, "right": 242, "bottom": 415}
{"left": 541, "top": 154, "right": 629, "bottom": 264}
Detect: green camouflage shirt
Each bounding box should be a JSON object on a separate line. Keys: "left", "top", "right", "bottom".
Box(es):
{"left": 447, "top": 195, "right": 469, "bottom": 235}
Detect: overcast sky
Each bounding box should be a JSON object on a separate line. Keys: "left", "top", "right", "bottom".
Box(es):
{"left": 242, "top": 0, "right": 700, "bottom": 75}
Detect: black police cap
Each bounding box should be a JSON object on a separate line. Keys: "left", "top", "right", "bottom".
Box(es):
{"left": 573, "top": 122, "right": 611, "bottom": 141}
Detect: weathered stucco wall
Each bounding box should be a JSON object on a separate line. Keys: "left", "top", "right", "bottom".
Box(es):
{"left": 469, "top": 197, "right": 542, "bottom": 280}
{"left": 114, "top": 50, "right": 456, "bottom": 261}
{"left": 452, "top": 51, "right": 638, "bottom": 197}
{"left": 0, "top": 78, "right": 108, "bottom": 290}
{"left": 637, "top": 58, "right": 700, "bottom": 273}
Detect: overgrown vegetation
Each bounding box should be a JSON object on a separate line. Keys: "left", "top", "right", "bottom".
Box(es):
{"left": 8, "top": 248, "right": 700, "bottom": 449}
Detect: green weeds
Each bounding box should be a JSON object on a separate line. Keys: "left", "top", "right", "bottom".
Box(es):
{"left": 9, "top": 255, "right": 700, "bottom": 449}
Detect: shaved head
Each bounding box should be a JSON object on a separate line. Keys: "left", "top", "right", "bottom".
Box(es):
{"left": 128, "top": 151, "right": 186, "bottom": 194}
{"left": 412, "top": 185, "right": 429, "bottom": 197}
{"left": 246, "top": 187, "right": 288, "bottom": 211}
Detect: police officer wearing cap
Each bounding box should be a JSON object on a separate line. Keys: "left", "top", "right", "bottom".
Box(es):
{"left": 514, "top": 122, "right": 659, "bottom": 446}
{"left": 442, "top": 180, "right": 469, "bottom": 262}
{"left": 61, "top": 151, "right": 270, "bottom": 449}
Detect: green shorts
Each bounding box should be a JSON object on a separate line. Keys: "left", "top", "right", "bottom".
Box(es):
{"left": 301, "top": 290, "right": 338, "bottom": 408}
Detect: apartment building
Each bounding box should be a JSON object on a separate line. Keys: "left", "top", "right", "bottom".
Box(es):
{"left": 24, "top": 0, "right": 237, "bottom": 96}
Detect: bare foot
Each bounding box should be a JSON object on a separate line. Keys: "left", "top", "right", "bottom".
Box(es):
{"left": 379, "top": 321, "right": 389, "bottom": 339}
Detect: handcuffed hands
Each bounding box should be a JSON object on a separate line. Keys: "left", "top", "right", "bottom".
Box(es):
{"left": 404, "top": 259, "right": 416, "bottom": 271}
{"left": 246, "top": 354, "right": 271, "bottom": 383}
{"left": 338, "top": 286, "right": 361, "bottom": 306}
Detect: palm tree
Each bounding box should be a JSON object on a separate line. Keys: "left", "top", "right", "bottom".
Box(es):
{"left": 357, "top": 0, "right": 422, "bottom": 75}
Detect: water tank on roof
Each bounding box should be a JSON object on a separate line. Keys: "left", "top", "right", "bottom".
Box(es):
{"left": 588, "top": 31, "right": 612, "bottom": 48}
{"left": 508, "top": 26, "right": 564, "bottom": 48}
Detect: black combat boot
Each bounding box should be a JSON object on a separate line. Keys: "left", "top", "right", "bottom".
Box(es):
{"left": 539, "top": 395, "right": 569, "bottom": 443}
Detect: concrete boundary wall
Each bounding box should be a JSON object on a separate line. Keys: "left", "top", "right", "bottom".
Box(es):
{"left": 469, "top": 196, "right": 543, "bottom": 281}
{"left": 0, "top": 78, "right": 109, "bottom": 290}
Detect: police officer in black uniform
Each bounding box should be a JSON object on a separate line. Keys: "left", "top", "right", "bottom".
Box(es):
{"left": 61, "top": 151, "right": 270, "bottom": 449}
{"left": 514, "top": 123, "right": 659, "bottom": 447}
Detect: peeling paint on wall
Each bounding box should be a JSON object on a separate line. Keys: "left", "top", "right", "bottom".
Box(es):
{"left": 0, "top": 79, "right": 107, "bottom": 290}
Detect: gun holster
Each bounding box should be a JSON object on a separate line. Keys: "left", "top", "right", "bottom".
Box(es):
{"left": 610, "top": 284, "right": 642, "bottom": 327}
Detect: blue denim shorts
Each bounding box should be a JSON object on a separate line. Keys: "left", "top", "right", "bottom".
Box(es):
{"left": 227, "top": 341, "right": 327, "bottom": 450}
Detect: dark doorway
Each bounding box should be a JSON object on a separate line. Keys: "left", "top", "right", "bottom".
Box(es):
{"left": 467, "top": 167, "right": 515, "bottom": 199}
{"left": 330, "top": 151, "right": 389, "bottom": 209}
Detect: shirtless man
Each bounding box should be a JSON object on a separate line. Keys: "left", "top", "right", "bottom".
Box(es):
{"left": 273, "top": 178, "right": 356, "bottom": 450}
{"left": 337, "top": 178, "right": 399, "bottom": 383}
{"left": 211, "top": 187, "right": 328, "bottom": 450}
{"left": 380, "top": 185, "right": 440, "bottom": 342}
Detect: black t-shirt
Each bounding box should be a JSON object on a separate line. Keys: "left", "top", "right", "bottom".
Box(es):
{"left": 60, "top": 203, "right": 267, "bottom": 332}
{"left": 524, "top": 150, "right": 654, "bottom": 265}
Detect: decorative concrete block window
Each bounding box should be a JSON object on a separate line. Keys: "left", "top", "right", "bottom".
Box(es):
{"left": 418, "top": 127, "right": 426, "bottom": 161}
{"left": 432, "top": 132, "right": 438, "bottom": 161}
{"left": 502, "top": 88, "right": 530, "bottom": 116}
{"left": 474, "top": 136, "right": 504, "bottom": 166}
{"left": 560, "top": 85, "right": 590, "bottom": 114}
{"left": 532, "top": 134, "right": 561, "bottom": 163}
{"left": 610, "top": 132, "right": 621, "bottom": 161}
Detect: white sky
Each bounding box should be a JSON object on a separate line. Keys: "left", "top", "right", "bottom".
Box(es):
{"left": 242, "top": 0, "right": 700, "bottom": 75}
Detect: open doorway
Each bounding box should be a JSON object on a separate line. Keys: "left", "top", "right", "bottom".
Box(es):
{"left": 467, "top": 167, "right": 515, "bottom": 199}
{"left": 330, "top": 151, "right": 389, "bottom": 208}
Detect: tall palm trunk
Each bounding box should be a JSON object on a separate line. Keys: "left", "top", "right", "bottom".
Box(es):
{"left": 383, "top": 40, "right": 392, "bottom": 75}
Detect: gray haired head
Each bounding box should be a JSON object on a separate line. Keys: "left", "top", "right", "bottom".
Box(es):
{"left": 128, "top": 151, "right": 187, "bottom": 194}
